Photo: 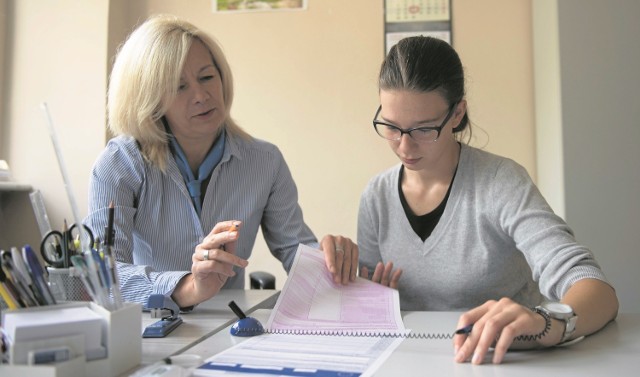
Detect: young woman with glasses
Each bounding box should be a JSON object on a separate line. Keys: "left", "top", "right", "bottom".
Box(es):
{"left": 358, "top": 36, "right": 618, "bottom": 365}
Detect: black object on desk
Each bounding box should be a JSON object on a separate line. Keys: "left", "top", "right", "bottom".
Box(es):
{"left": 249, "top": 271, "right": 276, "bottom": 290}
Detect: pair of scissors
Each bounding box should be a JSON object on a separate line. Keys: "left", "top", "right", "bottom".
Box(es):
{"left": 39, "top": 221, "right": 95, "bottom": 268}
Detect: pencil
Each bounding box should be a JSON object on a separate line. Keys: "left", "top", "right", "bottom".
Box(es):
{"left": 220, "top": 223, "right": 237, "bottom": 253}
{"left": 0, "top": 284, "right": 19, "bottom": 309}
{"left": 0, "top": 264, "right": 20, "bottom": 309}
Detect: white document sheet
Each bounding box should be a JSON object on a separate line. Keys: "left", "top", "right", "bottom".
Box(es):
{"left": 193, "top": 244, "right": 407, "bottom": 376}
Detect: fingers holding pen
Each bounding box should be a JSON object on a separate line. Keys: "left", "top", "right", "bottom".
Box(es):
{"left": 454, "top": 298, "right": 544, "bottom": 365}
{"left": 454, "top": 303, "right": 490, "bottom": 364}
{"left": 198, "top": 221, "right": 241, "bottom": 257}
{"left": 194, "top": 220, "right": 248, "bottom": 274}
{"left": 202, "top": 221, "right": 241, "bottom": 249}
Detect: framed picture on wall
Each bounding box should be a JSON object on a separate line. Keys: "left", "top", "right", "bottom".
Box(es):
{"left": 384, "top": 0, "right": 452, "bottom": 54}
{"left": 212, "top": 0, "right": 307, "bottom": 13}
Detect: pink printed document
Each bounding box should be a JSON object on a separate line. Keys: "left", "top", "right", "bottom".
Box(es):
{"left": 267, "top": 244, "right": 405, "bottom": 334}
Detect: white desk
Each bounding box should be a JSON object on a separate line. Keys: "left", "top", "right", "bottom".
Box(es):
{"left": 378, "top": 311, "right": 639, "bottom": 376}
{"left": 180, "top": 309, "right": 640, "bottom": 376}
{"left": 0, "top": 290, "right": 279, "bottom": 377}
{"left": 140, "top": 289, "right": 279, "bottom": 365}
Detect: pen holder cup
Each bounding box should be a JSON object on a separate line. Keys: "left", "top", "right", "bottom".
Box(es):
{"left": 47, "top": 267, "right": 92, "bottom": 302}
{"left": 88, "top": 301, "right": 143, "bottom": 376}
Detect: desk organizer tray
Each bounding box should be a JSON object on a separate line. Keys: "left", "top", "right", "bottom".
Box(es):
{"left": 0, "top": 301, "right": 142, "bottom": 377}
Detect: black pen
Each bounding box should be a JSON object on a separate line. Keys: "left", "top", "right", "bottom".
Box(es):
{"left": 455, "top": 324, "right": 473, "bottom": 335}
{"left": 105, "top": 201, "right": 115, "bottom": 247}
{"left": 228, "top": 300, "right": 247, "bottom": 319}
{"left": 103, "top": 200, "right": 123, "bottom": 310}
{"left": 62, "top": 219, "right": 70, "bottom": 268}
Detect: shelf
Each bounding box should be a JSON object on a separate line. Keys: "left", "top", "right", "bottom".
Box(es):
{"left": 0, "top": 181, "right": 33, "bottom": 192}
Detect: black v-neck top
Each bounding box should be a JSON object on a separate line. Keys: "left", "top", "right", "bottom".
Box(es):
{"left": 398, "top": 163, "right": 458, "bottom": 242}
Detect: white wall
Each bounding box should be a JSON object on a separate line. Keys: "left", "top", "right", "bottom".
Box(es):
{"left": 2, "top": 0, "right": 108, "bottom": 233}
{"left": 558, "top": 0, "right": 640, "bottom": 312}
{"left": 532, "top": 0, "right": 565, "bottom": 218}
{"left": 534, "top": 0, "right": 640, "bottom": 312}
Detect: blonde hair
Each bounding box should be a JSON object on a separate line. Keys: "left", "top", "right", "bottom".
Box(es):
{"left": 108, "top": 14, "right": 250, "bottom": 171}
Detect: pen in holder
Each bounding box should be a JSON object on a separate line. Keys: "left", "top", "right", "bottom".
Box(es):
{"left": 47, "top": 267, "right": 91, "bottom": 302}
{"left": 228, "top": 300, "right": 263, "bottom": 337}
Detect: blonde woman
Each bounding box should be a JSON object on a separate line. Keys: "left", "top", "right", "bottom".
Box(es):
{"left": 87, "top": 15, "right": 357, "bottom": 310}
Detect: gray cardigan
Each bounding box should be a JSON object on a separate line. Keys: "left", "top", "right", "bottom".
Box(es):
{"left": 358, "top": 144, "right": 609, "bottom": 311}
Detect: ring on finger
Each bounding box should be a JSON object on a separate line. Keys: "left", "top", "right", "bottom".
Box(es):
{"left": 335, "top": 245, "right": 344, "bottom": 254}
{"left": 203, "top": 249, "right": 209, "bottom": 261}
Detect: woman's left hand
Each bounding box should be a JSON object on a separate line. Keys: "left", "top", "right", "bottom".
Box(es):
{"left": 319, "top": 235, "right": 358, "bottom": 285}
{"left": 453, "top": 298, "right": 559, "bottom": 365}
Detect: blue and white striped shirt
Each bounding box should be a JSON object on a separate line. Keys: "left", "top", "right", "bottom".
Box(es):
{"left": 86, "top": 134, "right": 317, "bottom": 306}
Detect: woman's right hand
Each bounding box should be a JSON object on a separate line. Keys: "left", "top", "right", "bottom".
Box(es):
{"left": 359, "top": 261, "right": 402, "bottom": 289}
{"left": 172, "top": 221, "right": 248, "bottom": 307}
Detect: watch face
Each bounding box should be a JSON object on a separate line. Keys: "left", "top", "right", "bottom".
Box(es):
{"left": 544, "top": 302, "right": 573, "bottom": 315}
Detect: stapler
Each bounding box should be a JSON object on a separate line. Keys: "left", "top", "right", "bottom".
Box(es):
{"left": 142, "top": 294, "right": 184, "bottom": 338}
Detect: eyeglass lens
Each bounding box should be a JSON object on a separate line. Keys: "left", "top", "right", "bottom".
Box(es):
{"left": 375, "top": 125, "right": 439, "bottom": 142}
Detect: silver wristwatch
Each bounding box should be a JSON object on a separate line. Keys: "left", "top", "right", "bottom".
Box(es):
{"left": 536, "top": 302, "right": 578, "bottom": 343}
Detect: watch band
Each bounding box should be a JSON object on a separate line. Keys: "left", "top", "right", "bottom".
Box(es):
{"left": 535, "top": 303, "right": 578, "bottom": 344}
{"left": 559, "top": 313, "right": 578, "bottom": 343}
{"left": 531, "top": 306, "right": 552, "bottom": 341}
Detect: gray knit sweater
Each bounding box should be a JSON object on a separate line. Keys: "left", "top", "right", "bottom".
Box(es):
{"left": 358, "top": 144, "right": 609, "bottom": 311}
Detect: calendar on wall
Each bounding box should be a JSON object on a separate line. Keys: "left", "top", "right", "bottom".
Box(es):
{"left": 384, "top": 0, "right": 452, "bottom": 54}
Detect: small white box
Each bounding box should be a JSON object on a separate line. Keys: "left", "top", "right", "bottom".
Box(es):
{"left": 3, "top": 306, "right": 104, "bottom": 360}
{"left": 0, "top": 302, "right": 142, "bottom": 377}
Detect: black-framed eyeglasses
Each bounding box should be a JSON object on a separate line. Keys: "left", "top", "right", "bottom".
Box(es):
{"left": 372, "top": 103, "right": 457, "bottom": 143}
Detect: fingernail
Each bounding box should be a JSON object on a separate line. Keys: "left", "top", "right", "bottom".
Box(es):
{"left": 229, "top": 231, "right": 237, "bottom": 239}
{"left": 454, "top": 345, "right": 459, "bottom": 356}
{"left": 455, "top": 350, "right": 464, "bottom": 362}
{"left": 472, "top": 352, "right": 481, "bottom": 364}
